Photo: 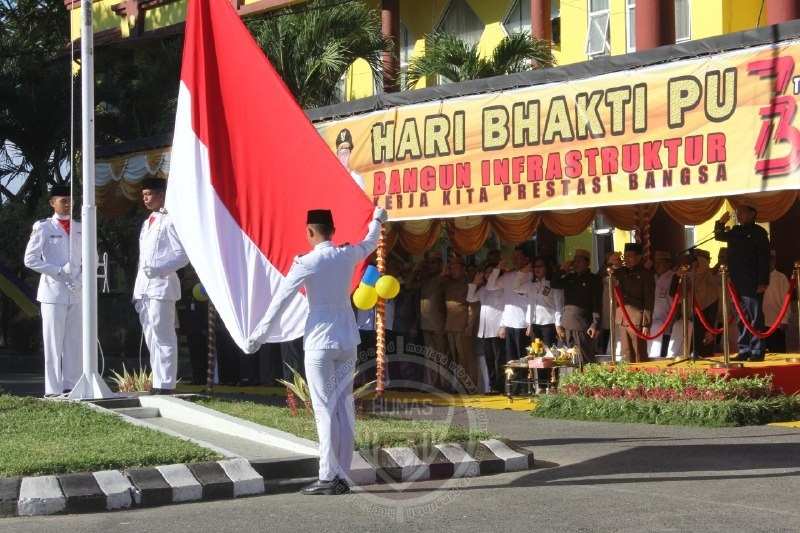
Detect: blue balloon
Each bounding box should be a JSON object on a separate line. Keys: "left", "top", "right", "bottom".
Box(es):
{"left": 361, "top": 265, "right": 381, "bottom": 286}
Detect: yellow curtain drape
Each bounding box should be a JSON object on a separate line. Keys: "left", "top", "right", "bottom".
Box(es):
{"left": 600, "top": 204, "right": 658, "bottom": 230}
{"left": 490, "top": 212, "right": 541, "bottom": 244}
{"left": 445, "top": 216, "right": 491, "bottom": 255}
{"left": 391, "top": 219, "right": 442, "bottom": 255}
{"left": 729, "top": 191, "right": 800, "bottom": 222}
{"left": 541, "top": 208, "right": 598, "bottom": 235}
{"left": 661, "top": 198, "right": 726, "bottom": 225}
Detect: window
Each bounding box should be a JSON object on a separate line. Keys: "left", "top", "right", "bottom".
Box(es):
{"left": 503, "top": 0, "right": 561, "bottom": 46}
{"left": 400, "top": 21, "right": 415, "bottom": 69}
{"left": 626, "top": 0, "right": 636, "bottom": 52}
{"left": 585, "top": 0, "right": 610, "bottom": 57}
{"left": 333, "top": 74, "right": 346, "bottom": 104}
{"left": 551, "top": 0, "right": 561, "bottom": 46}
{"left": 503, "top": 0, "right": 531, "bottom": 36}
{"left": 675, "top": 0, "right": 691, "bottom": 42}
{"left": 436, "top": 0, "right": 484, "bottom": 47}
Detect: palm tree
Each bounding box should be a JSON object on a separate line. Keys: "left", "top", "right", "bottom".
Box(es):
{"left": 405, "top": 31, "right": 553, "bottom": 90}
{"left": 94, "top": 37, "right": 183, "bottom": 144}
{"left": 246, "top": 0, "right": 393, "bottom": 109}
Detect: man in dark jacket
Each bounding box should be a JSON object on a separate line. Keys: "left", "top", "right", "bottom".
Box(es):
{"left": 715, "top": 198, "right": 770, "bottom": 361}
{"left": 551, "top": 249, "right": 602, "bottom": 364}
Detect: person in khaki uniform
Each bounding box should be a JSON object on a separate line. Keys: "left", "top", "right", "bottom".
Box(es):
{"left": 615, "top": 242, "right": 655, "bottom": 363}
{"left": 443, "top": 259, "right": 476, "bottom": 391}
{"left": 408, "top": 250, "right": 448, "bottom": 387}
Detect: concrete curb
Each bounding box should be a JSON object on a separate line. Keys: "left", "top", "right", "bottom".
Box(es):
{"left": 2, "top": 439, "right": 533, "bottom": 517}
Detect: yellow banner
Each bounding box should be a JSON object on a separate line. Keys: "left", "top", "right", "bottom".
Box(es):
{"left": 317, "top": 40, "right": 800, "bottom": 221}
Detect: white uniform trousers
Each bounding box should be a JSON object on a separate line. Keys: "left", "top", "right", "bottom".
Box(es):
{"left": 647, "top": 319, "right": 667, "bottom": 358}
{"left": 305, "top": 347, "right": 356, "bottom": 482}
{"left": 138, "top": 299, "right": 178, "bottom": 389}
{"left": 40, "top": 302, "right": 82, "bottom": 394}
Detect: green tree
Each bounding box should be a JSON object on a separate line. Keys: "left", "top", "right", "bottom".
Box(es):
{"left": 404, "top": 31, "right": 553, "bottom": 90}
{"left": 0, "top": 0, "right": 75, "bottom": 207}
{"left": 94, "top": 37, "right": 183, "bottom": 144}
{"left": 246, "top": 0, "right": 393, "bottom": 109}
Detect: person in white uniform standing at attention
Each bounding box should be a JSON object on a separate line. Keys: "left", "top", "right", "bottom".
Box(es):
{"left": 248, "top": 206, "right": 388, "bottom": 495}
{"left": 24, "top": 184, "right": 83, "bottom": 397}
{"left": 132, "top": 177, "right": 189, "bottom": 395}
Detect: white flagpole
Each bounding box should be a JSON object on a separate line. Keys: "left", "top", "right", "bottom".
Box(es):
{"left": 69, "top": 0, "right": 114, "bottom": 399}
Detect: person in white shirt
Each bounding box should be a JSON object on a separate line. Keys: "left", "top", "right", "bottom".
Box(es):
{"left": 24, "top": 185, "right": 83, "bottom": 396}
{"left": 132, "top": 178, "right": 190, "bottom": 395}
{"left": 486, "top": 246, "right": 533, "bottom": 382}
{"left": 648, "top": 251, "right": 676, "bottom": 358}
{"left": 522, "top": 257, "right": 563, "bottom": 347}
{"left": 248, "top": 206, "right": 387, "bottom": 496}
{"left": 764, "top": 249, "right": 790, "bottom": 353}
{"left": 467, "top": 265, "right": 505, "bottom": 392}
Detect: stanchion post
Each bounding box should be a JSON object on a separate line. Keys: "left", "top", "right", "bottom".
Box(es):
{"left": 606, "top": 267, "right": 616, "bottom": 364}
{"left": 206, "top": 301, "right": 217, "bottom": 394}
{"left": 720, "top": 265, "right": 730, "bottom": 365}
{"left": 795, "top": 261, "right": 800, "bottom": 354}
{"left": 681, "top": 269, "right": 690, "bottom": 360}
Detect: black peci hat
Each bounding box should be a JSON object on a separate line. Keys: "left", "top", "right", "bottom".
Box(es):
{"left": 141, "top": 177, "right": 167, "bottom": 191}
{"left": 336, "top": 128, "right": 354, "bottom": 150}
{"left": 50, "top": 185, "right": 72, "bottom": 198}
{"left": 307, "top": 209, "right": 334, "bottom": 226}
{"left": 624, "top": 242, "right": 643, "bottom": 254}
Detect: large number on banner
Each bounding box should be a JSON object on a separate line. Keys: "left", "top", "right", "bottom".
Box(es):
{"left": 748, "top": 57, "right": 800, "bottom": 176}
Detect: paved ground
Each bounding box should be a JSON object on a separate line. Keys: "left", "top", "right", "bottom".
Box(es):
{"left": 3, "top": 383, "right": 800, "bottom": 531}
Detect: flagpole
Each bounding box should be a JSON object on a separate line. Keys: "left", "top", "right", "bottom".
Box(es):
{"left": 69, "top": 0, "right": 114, "bottom": 399}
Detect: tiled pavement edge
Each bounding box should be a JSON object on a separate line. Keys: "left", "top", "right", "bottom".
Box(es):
{"left": 2, "top": 439, "right": 534, "bottom": 517}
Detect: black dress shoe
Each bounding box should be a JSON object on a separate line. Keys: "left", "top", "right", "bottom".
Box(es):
{"left": 334, "top": 477, "right": 351, "bottom": 494}
{"left": 300, "top": 479, "right": 341, "bottom": 495}
{"left": 731, "top": 354, "right": 750, "bottom": 362}
{"left": 748, "top": 354, "right": 765, "bottom": 362}
{"left": 149, "top": 388, "right": 161, "bottom": 395}
{"left": 156, "top": 388, "right": 177, "bottom": 395}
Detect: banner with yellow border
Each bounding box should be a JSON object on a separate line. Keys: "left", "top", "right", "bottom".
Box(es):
{"left": 317, "top": 39, "right": 800, "bottom": 221}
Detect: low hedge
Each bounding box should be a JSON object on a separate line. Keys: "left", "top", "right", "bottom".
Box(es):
{"left": 531, "top": 365, "right": 800, "bottom": 427}
{"left": 532, "top": 393, "right": 800, "bottom": 427}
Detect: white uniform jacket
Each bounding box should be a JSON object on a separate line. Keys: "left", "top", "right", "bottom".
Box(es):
{"left": 133, "top": 211, "right": 189, "bottom": 302}
{"left": 24, "top": 216, "right": 82, "bottom": 305}
{"left": 466, "top": 283, "right": 504, "bottom": 338}
{"left": 261, "top": 220, "right": 381, "bottom": 351}
{"left": 486, "top": 268, "right": 532, "bottom": 329}
{"left": 520, "top": 277, "right": 564, "bottom": 327}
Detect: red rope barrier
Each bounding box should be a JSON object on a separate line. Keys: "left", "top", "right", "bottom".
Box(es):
{"left": 692, "top": 300, "right": 723, "bottom": 335}
{"left": 727, "top": 278, "right": 796, "bottom": 339}
{"left": 692, "top": 299, "right": 736, "bottom": 334}
{"left": 613, "top": 283, "right": 682, "bottom": 341}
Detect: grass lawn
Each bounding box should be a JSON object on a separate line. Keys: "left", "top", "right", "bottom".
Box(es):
{"left": 194, "top": 397, "right": 497, "bottom": 449}
{"left": 0, "top": 396, "right": 220, "bottom": 477}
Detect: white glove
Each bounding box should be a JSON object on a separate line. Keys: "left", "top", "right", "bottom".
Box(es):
{"left": 373, "top": 206, "right": 388, "bottom": 224}
{"left": 244, "top": 337, "right": 261, "bottom": 354}
{"left": 62, "top": 262, "right": 74, "bottom": 276}
{"left": 134, "top": 300, "right": 144, "bottom": 313}
{"left": 143, "top": 266, "right": 164, "bottom": 279}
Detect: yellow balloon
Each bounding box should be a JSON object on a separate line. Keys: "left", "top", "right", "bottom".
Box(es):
{"left": 375, "top": 275, "right": 400, "bottom": 299}
{"left": 353, "top": 285, "right": 378, "bottom": 310}
{"left": 192, "top": 283, "right": 209, "bottom": 302}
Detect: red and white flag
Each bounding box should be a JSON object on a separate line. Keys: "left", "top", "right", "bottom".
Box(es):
{"left": 167, "top": 0, "right": 374, "bottom": 351}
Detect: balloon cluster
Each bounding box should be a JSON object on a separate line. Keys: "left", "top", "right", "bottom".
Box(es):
{"left": 353, "top": 265, "right": 400, "bottom": 309}
{"left": 192, "top": 283, "right": 209, "bottom": 302}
